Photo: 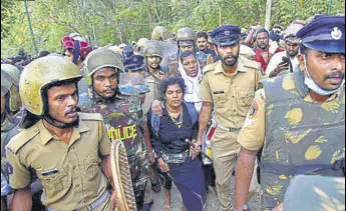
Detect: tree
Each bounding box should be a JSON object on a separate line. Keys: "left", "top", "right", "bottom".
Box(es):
{"left": 1, "top": 0, "right": 345, "bottom": 57}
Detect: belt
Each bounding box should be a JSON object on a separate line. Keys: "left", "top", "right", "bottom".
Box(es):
{"left": 47, "top": 191, "right": 110, "bottom": 211}
{"left": 162, "top": 150, "right": 189, "bottom": 164}
{"left": 217, "top": 124, "right": 241, "bottom": 133}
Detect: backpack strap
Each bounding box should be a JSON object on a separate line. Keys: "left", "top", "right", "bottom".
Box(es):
{"left": 184, "top": 102, "right": 198, "bottom": 126}
{"left": 150, "top": 102, "right": 198, "bottom": 136}
{"left": 151, "top": 111, "right": 161, "bottom": 136}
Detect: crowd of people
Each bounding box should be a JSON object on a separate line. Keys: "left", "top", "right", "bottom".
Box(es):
{"left": 1, "top": 13, "right": 345, "bottom": 211}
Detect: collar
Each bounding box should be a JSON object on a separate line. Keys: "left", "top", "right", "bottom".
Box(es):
{"left": 40, "top": 117, "right": 90, "bottom": 145}
{"left": 91, "top": 89, "right": 117, "bottom": 104}
{"left": 214, "top": 59, "right": 248, "bottom": 75}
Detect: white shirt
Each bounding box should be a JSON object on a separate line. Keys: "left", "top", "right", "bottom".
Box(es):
{"left": 266, "top": 51, "right": 300, "bottom": 77}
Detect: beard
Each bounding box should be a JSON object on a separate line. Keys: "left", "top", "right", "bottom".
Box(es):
{"left": 221, "top": 50, "right": 240, "bottom": 67}
{"left": 287, "top": 50, "right": 298, "bottom": 57}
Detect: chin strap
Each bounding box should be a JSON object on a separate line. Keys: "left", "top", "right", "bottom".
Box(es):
{"left": 43, "top": 114, "right": 79, "bottom": 129}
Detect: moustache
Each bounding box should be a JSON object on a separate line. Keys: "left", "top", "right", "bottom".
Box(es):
{"left": 103, "top": 88, "right": 116, "bottom": 93}
{"left": 65, "top": 107, "right": 77, "bottom": 116}
{"left": 324, "top": 71, "right": 345, "bottom": 80}
{"left": 224, "top": 55, "right": 238, "bottom": 60}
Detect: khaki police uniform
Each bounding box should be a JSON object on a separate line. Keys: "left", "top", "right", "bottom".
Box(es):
{"left": 142, "top": 70, "right": 164, "bottom": 114}
{"left": 199, "top": 57, "right": 262, "bottom": 210}
{"left": 6, "top": 113, "right": 112, "bottom": 211}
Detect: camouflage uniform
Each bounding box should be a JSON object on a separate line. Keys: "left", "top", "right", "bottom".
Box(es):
{"left": 83, "top": 91, "right": 150, "bottom": 209}
{"left": 82, "top": 48, "right": 152, "bottom": 209}
{"left": 260, "top": 72, "right": 345, "bottom": 209}
{"left": 168, "top": 27, "right": 211, "bottom": 75}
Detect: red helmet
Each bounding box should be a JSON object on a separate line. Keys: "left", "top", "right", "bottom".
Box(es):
{"left": 61, "top": 36, "right": 92, "bottom": 59}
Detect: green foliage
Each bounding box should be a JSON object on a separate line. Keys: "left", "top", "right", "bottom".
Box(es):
{"left": 1, "top": 0, "right": 345, "bottom": 57}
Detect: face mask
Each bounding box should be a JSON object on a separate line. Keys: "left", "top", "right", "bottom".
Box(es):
{"left": 303, "top": 55, "right": 345, "bottom": 96}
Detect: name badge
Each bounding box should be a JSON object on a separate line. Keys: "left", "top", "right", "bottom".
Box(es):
{"left": 41, "top": 168, "right": 59, "bottom": 176}
{"left": 213, "top": 91, "right": 225, "bottom": 95}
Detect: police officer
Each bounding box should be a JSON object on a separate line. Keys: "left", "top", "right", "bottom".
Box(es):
{"left": 141, "top": 42, "right": 171, "bottom": 194}
{"left": 81, "top": 48, "right": 153, "bottom": 211}
{"left": 136, "top": 38, "right": 149, "bottom": 56}
{"left": 1, "top": 65, "right": 21, "bottom": 211}
{"left": 1, "top": 64, "right": 46, "bottom": 210}
{"left": 235, "top": 15, "right": 345, "bottom": 210}
{"left": 198, "top": 25, "right": 262, "bottom": 211}
{"left": 122, "top": 45, "right": 135, "bottom": 61}
{"left": 142, "top": 43, "right": 169, "bottom": 113}
{"left": 6, "top": 56, "right": 117, "bottom": 210}
{"left": 124, "top": 55, "right": 147, "bottom": 75}
{"left": 168, "top": 27, "right": 211, "bottom": 75}
{"left": 151, "top": 26, "right": 174, "bottom": 41}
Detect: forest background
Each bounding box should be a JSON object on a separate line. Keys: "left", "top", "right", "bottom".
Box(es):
{"left": 1, "top": 0, "right": 345, "bottom": 57}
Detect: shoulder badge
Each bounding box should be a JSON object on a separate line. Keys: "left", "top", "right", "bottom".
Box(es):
{"left": 6, "top": 125, "right": 39, "bottom": 154}
{"left": 331, "top": 27, "right": 342, "bottom": 40}
{"left": 78, "top": 112, "right": 104, "bottom": 121}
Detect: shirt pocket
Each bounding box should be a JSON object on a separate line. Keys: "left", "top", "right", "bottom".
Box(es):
{"left": 84, "top": 156, "right": 101, "bottom": 189}
{"left": 238, "top": 91, "right": 255, "bottom": 107}
{"left": 213, "top": 92, "right": 228, "bottom": 108}
{"left": 36, "top": 168, "right": 71, "bottom": 199}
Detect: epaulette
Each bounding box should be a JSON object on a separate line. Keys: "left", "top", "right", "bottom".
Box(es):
{"left": 78, "top": 112, "right": 103, "bottom": 121}
{"left": 203, "top": 62, "right": 218, "bottom": 74}
{"left": 6, "top": 124, "right": 39, "bottom": 154}
{"left": 241, "top": 57, "right": 261, "bottom": 70}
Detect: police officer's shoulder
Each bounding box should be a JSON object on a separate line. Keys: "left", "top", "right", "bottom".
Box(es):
{"left": 78, "top": 112, "right": 104, "bottom": 122}
{"left": 203, "top": 62, "right": 218, "bottom": 74}
{"left": 6, "top": 123, "right": 40, "bottom": 154}
{"left": 241, "top": 57, "right": 261, "bottom": 71}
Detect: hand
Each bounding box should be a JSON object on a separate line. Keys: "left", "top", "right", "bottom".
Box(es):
{"left": 158, "top": 72, "right": 167, "bottom": 80}
{"left": 251, "top": 24, "right": 262, "bottom": 31}
{"left": 158, "top": 158, "right": 170, "bottom": 173}
{"left": 152, "top": 100, "right": 164, "bottom": 116}
{"left": 190, "top": 141, "right": 202, "bottom": 160}
{"left": 277, "top": 63, "right": 289, "bottom": 73}
{"left": 110, "top": 191, "right": 117, "bottom": 211}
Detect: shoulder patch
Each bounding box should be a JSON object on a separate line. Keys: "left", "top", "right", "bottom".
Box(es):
{"left": 203, "top": 62, "right": 218, "bottom": 74}
{"left": 6, "top": 125, "right": 39, "bottom": 154}
{"left": 78, "top": 112, "right": 104, "bottom": 121}
{"left": 242, "top": 57, "right": 261, "bottom": 70}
